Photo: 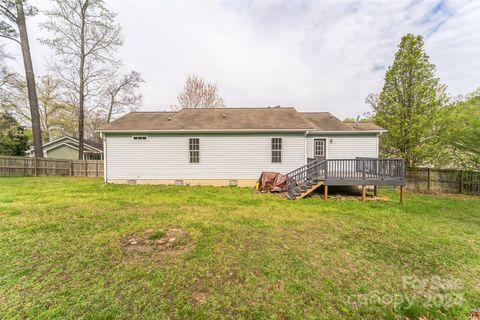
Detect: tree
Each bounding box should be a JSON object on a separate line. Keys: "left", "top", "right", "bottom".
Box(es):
{"left": 41, "top": 0, "right": 123, "bottom": 159}
{"left": 36, "top": 76, "right": 76, "bottom": 142}
{"left": 0, "top": 44, "right": 8, "bottom": 74}
{"left": 343, "top": 113, "right": 374, "bottom": 123}
{"left": 171, "top": 75, "right": 225, "bottom": 111}
{"left": 0, "top": 44, "right": 11, "bottom": 86}
{"left": 0, "top": 74, "right": 76, "bottom": 142}
{"left": 0, "top": 0, "right": 43, "bottom": 157}
{"left": 0, "top": 112, "right": 30, "bottom": 156}
{"left": 102, "top": 71, "right": 143, "bottom": 123}
{"left": 370, "top": 34, "right": 447, "bottom": 168}
{"left": 435, "top": 89, "right": 480, "bottom": 170}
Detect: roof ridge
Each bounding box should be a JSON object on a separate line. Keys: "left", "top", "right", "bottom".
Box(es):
{"left": 299, "top": 111, "right": 331, "bottom": 114}
{"left": 132, "top": 107, "right": 297, "bottom": 113}
{"left": 130, "top": 111, "right": 177, "bottom": 113}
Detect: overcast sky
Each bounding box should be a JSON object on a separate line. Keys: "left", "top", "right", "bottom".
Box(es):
{"left": 4, "top": 0, "right": 480, "bottom": 119}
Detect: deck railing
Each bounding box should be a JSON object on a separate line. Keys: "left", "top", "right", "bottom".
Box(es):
{"left": 285, "top": 159, "right": 326, "bottom": 198}
{"left": 325, "top": 158, "right": 405, "bottom": 185}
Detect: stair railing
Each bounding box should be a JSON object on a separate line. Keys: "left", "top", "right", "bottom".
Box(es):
{"left": 285, "top": 159, "right": 326, "bottom": 198}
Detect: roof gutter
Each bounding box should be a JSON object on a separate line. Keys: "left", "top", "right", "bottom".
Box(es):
{"left": 307, "top": 130, "right": 387, "bottom": 134}
{"left": 96, "top": 129, "right": 386, "bottom": 134}
{"left": 96, "top": 128, "right": 315, "bottom": 134}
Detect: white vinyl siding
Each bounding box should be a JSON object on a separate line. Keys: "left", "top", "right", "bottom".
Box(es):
{"left": 105, "top": 133, "right": 305, "bottom": 180}
{"left": 306, "top": 134, "right": 379, "bottom": 159}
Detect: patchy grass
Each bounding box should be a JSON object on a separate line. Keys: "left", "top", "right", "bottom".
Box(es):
{"left": 147, "top": 229, "right": 166, "bottom": 240}
{"left": 0, "top": 177, "right": 479, "bottom": 319}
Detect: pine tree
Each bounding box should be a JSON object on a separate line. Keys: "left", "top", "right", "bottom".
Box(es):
{"left": 372, "top": 34, "right": 447, "bottom": 168}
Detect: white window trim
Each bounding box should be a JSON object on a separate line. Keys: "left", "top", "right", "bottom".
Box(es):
{"left": 310, "top": 136, "right": 329, "bottom": 159}
{"left": 271, "top": 137, "right": 282, "bottom": 164}
{"left": 314, "top": 138, "right": 326, "bottom": 157}
{"left": 188, "top": 138, "right": 200, "bottom": 164}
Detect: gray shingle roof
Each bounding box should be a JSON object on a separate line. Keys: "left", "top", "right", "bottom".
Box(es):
{"left": 98, "top": 107, "right": 384, "bottom": 132}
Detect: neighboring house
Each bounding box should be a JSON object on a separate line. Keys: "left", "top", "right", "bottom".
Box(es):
{"left": 97, "top": 107, "right": 387, "bottom": 186}
{"left": 27, "top": 136, "right": 103, "bottom": 160}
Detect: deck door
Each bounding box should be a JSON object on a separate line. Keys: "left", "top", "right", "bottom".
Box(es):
{"left": 314, "top": 139, "right": 326, "bottom": 161}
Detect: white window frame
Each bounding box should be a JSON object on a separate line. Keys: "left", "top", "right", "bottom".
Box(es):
{"left": 189, "top": 138, "right": 200, "bottom": 164}
{"left": 271, "top": 137, "right": 282, "bottom": 163}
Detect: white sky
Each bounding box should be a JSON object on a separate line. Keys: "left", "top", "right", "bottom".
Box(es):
{"left": 4, "top": 0, "right": 480, "bottom": 119}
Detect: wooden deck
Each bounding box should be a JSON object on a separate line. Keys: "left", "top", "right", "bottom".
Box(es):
{"left": 286, "top": 158, "right": 405, "bottom": 201}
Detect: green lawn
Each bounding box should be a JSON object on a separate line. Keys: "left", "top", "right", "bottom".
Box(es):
{"left": 0, "top": 177, "right": 479, "bottom": 319}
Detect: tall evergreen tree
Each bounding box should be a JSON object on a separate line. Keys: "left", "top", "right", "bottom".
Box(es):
{"left": 0, "top": 112, "right": 30, "bottom": 156}
{"left": 371, "top": 34, "right": 447, "bottom": 168}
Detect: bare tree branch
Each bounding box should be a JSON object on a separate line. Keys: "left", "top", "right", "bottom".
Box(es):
{"left": 171, "top": 75, "right": 225, "bottom": 111}
{"left": 41, "top": 0, "right": 123, "bottom": 158}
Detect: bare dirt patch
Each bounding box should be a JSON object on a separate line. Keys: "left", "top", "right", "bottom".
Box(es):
{"left": 470, "top": 309, "right": 480, "bottom": 320}
{"left": 193, "top": 291, "right": 209, "bottom": 304}
{"left": 121, "top": 228, "right": 193, "bottom": 256}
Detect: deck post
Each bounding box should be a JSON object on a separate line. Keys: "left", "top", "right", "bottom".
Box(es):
{"left": 400, "top": 186, "right": 404, "bottom": 205}
{"left": 361, "top": 185, "right": 366, "bottom": 202}
{"left": 362, "top": 160, "right": 366, "bottom": 181}
{"left": 324, "top": 185, "right": 328, "bottom": 200}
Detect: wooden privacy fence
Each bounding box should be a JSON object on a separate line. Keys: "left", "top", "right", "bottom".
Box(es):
{"left": 0, "top": 156, "right": 103, "bottom": 178}
{"left": 406, "top": 168, "right": 480, "bottom": 195}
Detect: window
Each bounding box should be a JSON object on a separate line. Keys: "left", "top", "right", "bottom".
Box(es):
{"left": 132, "top": 136, "right": 147, "bottom": 141}
{"left": 271, "top": 138, "right": 282, "bottom": 163}
{"left": 314, "top": 139, "right": 325, "bottom": 157}
{"left": 189, "top": 138, "right": 200, "bottom": 163}
{"left": 84, "top": 153, "right": 102, "bottom": 160}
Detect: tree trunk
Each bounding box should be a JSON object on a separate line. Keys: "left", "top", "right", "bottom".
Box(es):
{"left": 15, "top": 0, "right": 43, "bottom": 157}
{"left": 78, "top": 1, "right": 87, "bottom": 160}
{"left": 107, "top": 94, "right": 114, "bottom": 123}
{"left": 78, "top": 73, "right": 85, "bottom": 160}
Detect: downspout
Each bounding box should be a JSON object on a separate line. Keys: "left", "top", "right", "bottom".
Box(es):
{"left": 376, "top": 132, "right": 383, "bottom": 158}
{"left": 304, "top": 130, "right": 309, "bottom": 165}
{"left": 103, "top": 133, "right": 107, "bottom": 183}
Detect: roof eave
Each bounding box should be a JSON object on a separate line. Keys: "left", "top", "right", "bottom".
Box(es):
{"left": 27, "top": 136, "right": 103, "bottom": 153}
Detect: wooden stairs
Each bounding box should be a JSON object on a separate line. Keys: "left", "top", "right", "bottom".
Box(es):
{"left": 285, "top": 159, "right": 327, "bottom": 200}
{"left": 286, "top": 178, "right": 325, "bottom": 200}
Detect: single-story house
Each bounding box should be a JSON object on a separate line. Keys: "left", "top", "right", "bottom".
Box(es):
{"left": 27, "top": 136, "right": 103, "bottom": 160}
{"left": 97, "top": 107, "right": 387, "bottom": 186}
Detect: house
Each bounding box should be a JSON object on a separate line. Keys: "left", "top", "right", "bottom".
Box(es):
{"left": 27, "top": 136, "right": 103, "bottom": 160}
{"left": 97, "top": 107, "right": 394, "bottom": 188}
